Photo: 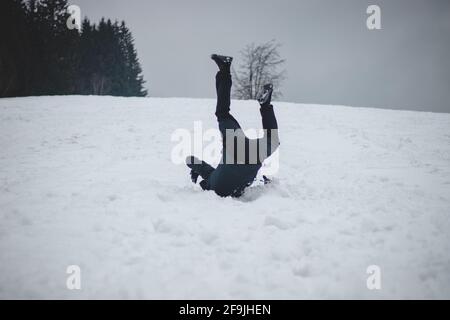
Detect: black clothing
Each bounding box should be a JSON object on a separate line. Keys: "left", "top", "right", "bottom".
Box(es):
{"left": 187, "top": 71, "right": 280, "bottom": 197}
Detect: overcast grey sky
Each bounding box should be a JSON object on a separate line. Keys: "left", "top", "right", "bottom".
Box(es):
{"left": 73, "top": 0, "right": 450, "bottom": 112}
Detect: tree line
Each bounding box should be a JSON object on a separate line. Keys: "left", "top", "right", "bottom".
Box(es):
{"left": 0, "top": 0, "right": 147, "bottom": 98}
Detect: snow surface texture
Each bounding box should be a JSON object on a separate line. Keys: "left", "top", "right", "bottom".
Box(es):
{"left": 0, "top": 96, "right": 449, "bottom": 299}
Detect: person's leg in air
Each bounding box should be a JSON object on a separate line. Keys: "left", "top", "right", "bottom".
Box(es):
{"left": 211, "top": 54, "right": 249, "bottom": 165}
{"left": 256, "top": 83, "right": 280, "bottom": 162}
{"left": 211, "top": 54, "right": 233, "bottom": 120}
{"left": 185, "top": 54, "right": 241, "bottom": 190}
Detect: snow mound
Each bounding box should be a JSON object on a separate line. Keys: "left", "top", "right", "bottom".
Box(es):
{"left": 0, "top": 96, "right": 449, "bottom": 299}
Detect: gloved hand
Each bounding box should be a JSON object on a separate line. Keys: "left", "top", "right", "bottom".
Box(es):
{"left": 199, "top": 179, "right": 210, "bottom": 191}
{"left": 190, "top": 169, "right": 199, "bottom": 184}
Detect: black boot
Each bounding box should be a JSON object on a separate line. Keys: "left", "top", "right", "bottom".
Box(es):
{"left": 257, "top": 83, "right": 273, "bottom": 106}
{"left": 211, "top": 54, "right": 233, "bottom": 73}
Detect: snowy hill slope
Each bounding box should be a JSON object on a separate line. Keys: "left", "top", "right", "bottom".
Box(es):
{"left": 0, "top": 96, "right": 449, "bottom": 299}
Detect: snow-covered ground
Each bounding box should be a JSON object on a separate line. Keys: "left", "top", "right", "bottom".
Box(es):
{"left": 0, "top": 96, "right": 449, "bottom": 299}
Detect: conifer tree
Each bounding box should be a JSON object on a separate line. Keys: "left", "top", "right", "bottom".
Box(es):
{"left": 0, "top": 0, "right": 148, "bottom": 97}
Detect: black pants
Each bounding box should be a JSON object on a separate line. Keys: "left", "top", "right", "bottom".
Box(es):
{"left": 187, "top": 71, "right": 280, "bottom": 192}
{"left": 215, "top": 71, "right": 279, "bottom": 165}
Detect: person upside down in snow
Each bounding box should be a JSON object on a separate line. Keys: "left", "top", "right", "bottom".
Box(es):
{"left": 186, "top": 54, "right": 280, "bottom": 197}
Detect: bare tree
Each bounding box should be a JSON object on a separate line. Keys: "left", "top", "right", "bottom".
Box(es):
{"left": 233, "top": 40, "right": 286, "bottom": 100}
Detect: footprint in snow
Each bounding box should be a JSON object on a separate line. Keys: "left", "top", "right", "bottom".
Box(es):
{"left": 200, "top": 232, "right": 219, "bottom": 245}
{"left": 264, "top": 216, "right": 293, "bottom": 230}
{"left": 292, "top": 262, "right": 312, "bottom": 277}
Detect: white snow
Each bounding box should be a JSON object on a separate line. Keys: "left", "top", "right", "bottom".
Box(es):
{"left": 0, "top": 95, "right": 449, "bottom": 299}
